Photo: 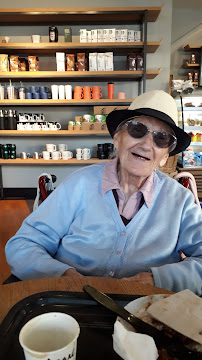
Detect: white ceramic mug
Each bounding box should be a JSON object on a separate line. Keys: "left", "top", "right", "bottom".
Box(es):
{"left": 51, "top": 84, "right": 59, "bottom": 100}
{"left": 52, "top": 151, "right": 62, "bottom": 160}
{"left": 31, "top": 34, "right": 41, "bottom": 43}
{"left": 42, "top": 151, "right": 51, "bottom": 160}
{"left": 24, "top": 122, "right": 33, "bottom": 131}
{"left": 46, "top": 144, "right": 56, "bottom": 152}
{"left": 33, "top": 152, "right": 42, "bottom": 159}
{"left": 76, "top": 153, "right": 83, "bottom": 160}
{"left": 76, "top": 148, "right": 83, "bottom": 154}
{"left": 59, "top": 85, "right": 65, "bottom": 100}
{"left": 82, "top": 148, "right": 90, "bottom": 155}
{"left": 58, "top": 144, "right": 68, "bottom": 151}
{"left": 19, "top": 312, "right": 80, "bottom": 360}
{"left": 17, "top": 122, "right": 25, "bottom": 130}
{"left": 48, "top": 122, "right": 61, "bottom": 130}
{"left": 61, "top": 151, "right": 72, "bottom": 160}
{"left": 32, "top": 123, "right": 41, "bottom": 130}
{"left": 65, "top": 84, "right": 72, "bottom": 100}
{"left": 41, "top": 122, "right": 49, "bottom": 131}
{"left": 21, "top": 152, "right": 30, "bottom": 159}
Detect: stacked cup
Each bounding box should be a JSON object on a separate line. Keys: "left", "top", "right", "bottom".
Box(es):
{"left": 43, "top": 143, "right": 72, "bottom": 160}
{"left": 83, "top": 86, "right": 92, "bottom": 100}
{"left": 76, "top": 148, "right": 91, "bottom": 160}
{"left": 74, "top": 86, "right": 83, "bottom": 100}
{"left": 92, "top": 86, "right": 102, "bottom": 99}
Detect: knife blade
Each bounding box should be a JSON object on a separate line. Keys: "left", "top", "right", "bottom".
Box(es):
{"left": 83, "top": 285, "right": 201, "bottom": 360}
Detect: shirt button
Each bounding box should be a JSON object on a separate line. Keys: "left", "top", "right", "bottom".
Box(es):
{"left": 109, "top": 271, "right": 114, "bottom": 276}
{"left": 121, "top": 231, "right": 126, "bottom": 236}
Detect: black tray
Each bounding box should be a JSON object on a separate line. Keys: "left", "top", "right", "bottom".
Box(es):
{"left": 0, "top": 291, "right": 141, "bottom": 360}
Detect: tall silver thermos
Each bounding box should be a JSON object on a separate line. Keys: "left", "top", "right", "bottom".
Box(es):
{"left": 8, "top": 109, "right": 17, "bottom": 130}
{"left": 0, "top": 110, "right": 4, "bottom": 130}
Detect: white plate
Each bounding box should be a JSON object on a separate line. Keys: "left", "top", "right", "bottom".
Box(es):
{"left": 115, "top": 294, "right": 202, "bottom": 354}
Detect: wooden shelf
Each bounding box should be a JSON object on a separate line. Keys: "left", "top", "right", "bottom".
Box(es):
{"left": 0, "top": 99, "right": 133, "bottom": 106}
{"left": 0, "top": 69, "right": 161, "bottom": 81}
{"left": 182, "top": 62, "right": 200, "bottom": 68}
{"left": 0, "top": 130, "right": 110, "bottom": 136}
{"left": 182, "top": 107, "right": 202, "bottom": 111}
{"left": 0, "top": 6, "right": 163, "bottom": 24}
{"left": 0, "top": 158, "right": 108, "bottom": 165}
{"left": 184, "top": 44, "right": 202, "bottom": 52}
{"left": 0, "top": 40, "right": 162, "bottom": 54}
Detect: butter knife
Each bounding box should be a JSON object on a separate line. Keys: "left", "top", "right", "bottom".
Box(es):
{"left": 83, "top": 285, "right": 201, "bottom": 360}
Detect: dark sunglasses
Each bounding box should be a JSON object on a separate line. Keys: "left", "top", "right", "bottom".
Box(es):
{"left": 125, "top": 120, "right": 177, "bottom": 151}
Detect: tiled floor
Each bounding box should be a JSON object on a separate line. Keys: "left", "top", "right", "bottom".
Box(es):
{"left": 0, "top": 200, "right": 30, "bottom": 284}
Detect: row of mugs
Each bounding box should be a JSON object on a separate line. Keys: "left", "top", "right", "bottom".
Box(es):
{"left": 17, "top": 122, "right": 61, "bottom": 131}
{"left": 74, "top": 86, "right": 102, "bottom": 100}
{"left": 19, "top": 113, "right": 45, "bottom": 122}
{"left": 43, "top": 150, "right": 73, "bottom": 160}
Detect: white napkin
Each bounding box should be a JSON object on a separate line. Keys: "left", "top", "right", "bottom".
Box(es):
{"left": 113, "top": 320, "right": 159, "bottom": 360}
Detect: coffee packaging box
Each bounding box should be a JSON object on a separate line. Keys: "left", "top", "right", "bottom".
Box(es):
{"left": 97, "top": 53, "right": 105, "bottom": 71}
{"left": 109, "top": 28, "right": 116, "bottom": 42}
{"left": 115, "top": 29, "right": 121, "bottom": 42}
{"left": 134, "top": 31, "right": 141, "bottom": 42}
{"left": 56, "top": 52, "right": 65, "bottom": 71}
{"left": 121, "top": 29, "right": 128, "bottom": 42}
{"left": 80, "top": 29, "right": 87, "bottom": 43}
{"left": 64, "top": 27, "right": 72, "bottom": 42}
{"left": 128, "top": 30, "right": 134, "bottom": 42}
{"left": 89, "top": 53, "right": 98, "bottom": 71}
{"left": 94, "top": 105, "right": 128, "bottom": 115}
{"left": 105, "top": 52, "right": 113, "bottom": 71}
{"left": 103, "top": 29, "right": 110, "bottom": 42}
{"left": 91, "top": 29, "right": 98, "bottom": 43}
{"left": 98, "top": 29, "right": 104, "bottom": 42}
{"left": 87, "top": 31, "right": 92, "bottom": 43}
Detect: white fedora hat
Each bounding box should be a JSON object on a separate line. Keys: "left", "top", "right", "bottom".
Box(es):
{"left": 106, "top": 90, "right": 191, "bottom": 156}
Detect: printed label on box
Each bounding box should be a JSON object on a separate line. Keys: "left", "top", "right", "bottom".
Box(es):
{"left": 97, "top": 53, "right": 105, "bottom": 71}
{"left": 105, "top": 52, "right": 113, "bottom": 71}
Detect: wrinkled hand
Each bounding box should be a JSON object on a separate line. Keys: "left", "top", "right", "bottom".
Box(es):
{"left": 122, "top": 272, "right": 154, "bottom": 286}
{"left": 62, "top": 268, "right": 84, "bottom": 278}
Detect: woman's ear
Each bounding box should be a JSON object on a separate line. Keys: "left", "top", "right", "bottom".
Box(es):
{"left": 113, "top": 132, "right": 119, "bottom": 149}
{"left": 159, "top": 153, "right": 169, "bottom": 167}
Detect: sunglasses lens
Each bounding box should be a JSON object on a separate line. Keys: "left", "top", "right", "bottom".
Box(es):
{"left": 154, "top": 132, "right": 174, "bottom": 148}
{"left": 127, "top": 122, "right": 147, "bottom": 138}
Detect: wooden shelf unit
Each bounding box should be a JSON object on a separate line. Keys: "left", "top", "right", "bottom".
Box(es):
{"left": 0, "top": 158, "right": 108, "bottom": 165}
{"left": 0, "top": 70, "right": 161, "bottom": 81}
{"left": 0, "top": 41, "right": 162, "bottom": 54}
{"left": 0, "top": 130, "right": 109, "bottom": 136}
{"left": 0, "top": 99, "right": 133, "bottom": 106}
{"left": 0, "top": 6, "right": 163, "bottom": 24}
{"left": 184, "top": 44, "right": 202, "bottom": 52}
{"left": 182, "top": 62, "right": 200, "bottom": 69}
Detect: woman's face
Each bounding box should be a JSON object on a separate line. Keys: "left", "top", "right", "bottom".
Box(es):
{"left": 113, "top": 116, "right": 170, "bottom": 182}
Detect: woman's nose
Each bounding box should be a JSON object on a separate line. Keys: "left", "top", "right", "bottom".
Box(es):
{"left": 140, "top": 131, "right": 154, "bottom": 148}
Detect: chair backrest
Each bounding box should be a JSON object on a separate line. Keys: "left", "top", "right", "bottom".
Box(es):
{"left": 173, "top": 172, "right": 201, "bottom": 209}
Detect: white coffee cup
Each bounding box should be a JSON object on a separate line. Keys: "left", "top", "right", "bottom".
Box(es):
{"left": 48, "top": 122, "right": 61, "bottom": 130}
{"left": 19, "top": 312, "right": 80, "bottom": 360}
{"left": 76, "top": 153, "right": 83, "bottom": 160}
{"left": 41, "top": 123, "right": 49, "bottom": 131}
{"left": 62, "top": 150, "right": 73, "bottom": 160}
{"left": 82, "top": 148, "right": 90, "bottom": 155}
{"left": 31, "top": 34, "right": 41, "bottom": 43}
{"left": 17, "top": 122, "right": 25, "bottom": 130}
{"left": 76, "top": 148, "right": 83, "bottom": 154}
{"left": 32, "top": 123, "right": 41, "bottom": 130}
{"left": 51, "top": 85, "right": 59, "bottom": 100}
{"left": 24, "top": 122, "right": 33, "bottom": 131}
{"left": 65, "top": 85, "right": 72, "bottom": 100}
{"left": 59, "top": 85, "right": 65, "bottom": 100}
{"left": 43, "top": 151, "right": 51, "bottom": 160}
{"left": 52, "top": 151, "right": 62, "bottom": 160}
{"left": 58, "top": 144, "right": 68, "bottom": 151}
{"left": 46, "top": 144, "right": 56, "bottom": 152}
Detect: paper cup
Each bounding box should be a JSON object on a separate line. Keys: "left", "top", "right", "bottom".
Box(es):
{"left": 31, "top": 35, "right": 41, "bottom": 43}
{"left": 19, "top": 312, "right": 80, "bottom": 360}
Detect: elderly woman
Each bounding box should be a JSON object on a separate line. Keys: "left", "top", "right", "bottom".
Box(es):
{"left": 5, "top": 90, "right": 202, "bottom": 295}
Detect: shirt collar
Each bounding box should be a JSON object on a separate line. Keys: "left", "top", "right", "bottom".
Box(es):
{"left": 102, "top": 157, "right": 154, "bottom": 208}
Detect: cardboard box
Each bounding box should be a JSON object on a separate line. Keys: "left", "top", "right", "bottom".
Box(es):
{"left": 81, "top": 122, "right": 94, "bottom": 131}
{"left": 134, "top": 31, "right": 141, "bottom": 42}
{"left": 64, "top": 27, "right": 72, "bottom": 42}
{"left": 128, "top": 30, "right": 134, "bottom": 42}
{"left": 109, "top": 28, "right": 116, "bottom": 42}
{"left": 93, "top": 122, "right": 107, "bottom": 131}
{"left": 87, "top": 31, "right": 92, "bottom": 43}
{"left": 94, "top": 105, "right": 129, "bottom": 115}
{"left": 121, "top": 29, "right": 128, "bottom": 42}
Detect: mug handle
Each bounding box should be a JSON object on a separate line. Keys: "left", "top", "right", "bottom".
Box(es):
{"left": 100, "top": 93, "right": 102, "bottom": 99}
{"left": 53, "top": 145, "right": 57, "bottom": 151}
{"left": 56, "top": 123, "right": 61, "bottom": 129}
{"left": 59, "top": 152, "right": 62, "bottom": 159}
{"left": 27, "top": 153, "right": 30, "bottom": 158}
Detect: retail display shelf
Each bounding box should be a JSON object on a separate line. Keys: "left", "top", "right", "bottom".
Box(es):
{"left": 184, "top": 44, "right": 202, "bottom": 52}
{"left": 0, "top": 158, "right": 108, "bottom": 165}
{"left": 180, "top": 107, "right": 202, "bottom": 111}
{"left": 0, "top": 69, "right": 162, "bottom": 81}
{"left": 0, "top": 6, "right": 163, "bottom": 24}
{"left": 184, "top": 126, "right": 202, "bottom": 131}
{"left": 0, "top": 99, "right": 133, "bottom": 106}
{"left": 0, "top": 130, "right": 109, "bottom": 136}
{"left": 190, "top": 142, "right": 202, "bottom": 146}
{"left": 0, "top": 41, "right": 162, "bottom": 54}
{"left": 182, "top": 62, "right": 200, "bottom": 68}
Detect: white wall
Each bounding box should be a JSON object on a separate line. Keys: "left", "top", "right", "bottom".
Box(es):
{"left": 0, "top": 0, "right": 173, "bottom": 189}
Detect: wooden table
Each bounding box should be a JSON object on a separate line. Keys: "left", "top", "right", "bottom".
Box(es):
{"left": 0, "top": 276, "right": 173, "bottom": 323}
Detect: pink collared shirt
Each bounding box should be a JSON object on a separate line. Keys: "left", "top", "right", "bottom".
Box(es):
{"left": 102, "top": 157, "right": 154, "bottom": 219}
